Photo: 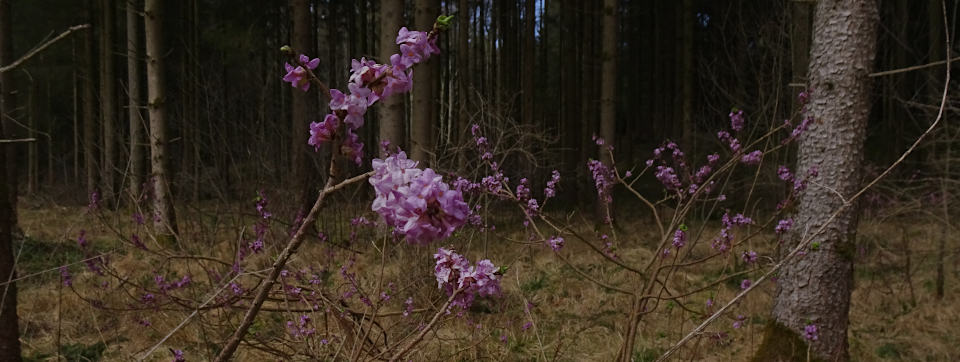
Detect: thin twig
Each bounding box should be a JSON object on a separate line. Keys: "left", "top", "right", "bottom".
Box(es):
{"left": 388, "top": 288, "right": 462, "bottom": 362}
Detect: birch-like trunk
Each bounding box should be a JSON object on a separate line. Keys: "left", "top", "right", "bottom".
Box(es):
{"left": 145, "top": 0, "right": 178, "bottom": 238}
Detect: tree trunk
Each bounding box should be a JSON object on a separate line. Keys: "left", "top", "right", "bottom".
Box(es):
{"left": 679, "top": 0, "right": 693, "bottom": 152}
{"left": 599, "top": 0, "right": 616, "bottom": 166}
{"left": 127, "top": 0, "right": 144, "bottom": 201}
{"left": 290, "top": 0, "right": 319, "bottom": 212}
{"left": 410, "top": 0, "right": 439, "bottom": 166}
{"left": 455, "top": 0, "right": 470, "bottom": 169}
{"left": 82, "top": 1, "right": 99, "bottom": 200}
{"left": 578, "top": 0, "right": 597, "bottom": 205}
{"left": 145, "top": 0, "right": 178, "bottom": 238}
{"left": 759, "top": 1, "right": 878, "bottom": 360}
{"left": 521, "top": 0, "right": 535, "bottom": 172}
{"left": 27, "top": 83, "right": 37, "bottom": 194}
{"left": 928, "top": 0, "right": 947, "bottom": 299}
{"left": 0, "top": 1, "right": 22, "bottom": 358}
{"left": 379, "top": 0, "right": 404, "bottom": 155}
{"left": 99, "top": 0, "right": 117, "bottom": 204}
{"left": 599, "top": 0, "right": 616, "bottom": 218}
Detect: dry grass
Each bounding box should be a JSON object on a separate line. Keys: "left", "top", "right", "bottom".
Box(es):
{"left": 11, "top": 198, "right": 960, "bottom": 361}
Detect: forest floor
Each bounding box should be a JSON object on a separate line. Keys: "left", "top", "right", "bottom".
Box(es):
{"left": 9, "top": 195, "right": 960, "bottom": 361}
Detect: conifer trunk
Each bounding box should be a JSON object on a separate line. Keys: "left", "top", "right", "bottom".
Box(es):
{"left": 99, "top": 0, "right": 117, "bottom": 204}
{"left": 127, "top": 0, "right": 144, "bottom": 201}
{"left": 0, "top": 0, "right": 21, "bottom": 358}
{"left": 379, "top": 0, "right": 404, "bottom": 155}
{"left": 145, "top": 0, "right": 178, "bottom": 237}
{"left": 760, "top": 1, "right": 878, "bottom": 360}
{"left": 410, "top": 0, "right": 439, "bottom": 166}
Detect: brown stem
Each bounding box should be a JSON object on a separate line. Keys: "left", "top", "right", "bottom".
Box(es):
{"left": 213, "top": 167, "right": 374, "bottom": 362}
{"left": 388, "top": 287, "right": 462, "bottom": 362}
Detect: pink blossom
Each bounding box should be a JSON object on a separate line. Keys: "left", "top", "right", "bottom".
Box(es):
{"left": 740, "top": 150, "right": 762, "bottom": 165}
{"left": 546, "top": 236, "right": 564, "bottom": 251}
{"left": 370, "top": 153, "right": 469, "bottom": 244}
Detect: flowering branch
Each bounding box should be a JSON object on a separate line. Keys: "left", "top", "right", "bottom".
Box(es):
{"left": 213, "top": 170, "right": 373, "bottom": 362}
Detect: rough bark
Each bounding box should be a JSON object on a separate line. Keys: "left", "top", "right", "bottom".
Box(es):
{"left": 379, "top": 0, "right": 405, "bottom": 155}
{"left": 145, "top": 0, "right": 178, "bottom": 237}
{"left": 763, "top": 1, "right": 878, "bottom": 360}
{"left": 790, "top": 0, "right": 812, "bottom": 109}
{"left": 0, "top": 0, "right": 21, "bottom": 358}
{"left": 99, "top": 0, "right": 117, "bottom": 204}
{"left": 410, "top": 0, "right": 439, "bottom": 166}
{"left": 127, "top": 0, "right": 144, "bottom": 201}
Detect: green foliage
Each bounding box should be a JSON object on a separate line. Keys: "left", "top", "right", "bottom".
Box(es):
{"left": 520, "top": 272, "right": 548, "bottom": 293}
{"left": 633, "top": 347, "right": 662, "bottom": 362}
{"left": 59, "top": 341, "right": 107, "bottom": 362}
{"left": 876, "top": 342, "right": 903, "bottom": 359}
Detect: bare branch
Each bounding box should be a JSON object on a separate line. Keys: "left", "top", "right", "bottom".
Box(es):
{"left": 0, "top": 24, "right": 89, "bottom": 73}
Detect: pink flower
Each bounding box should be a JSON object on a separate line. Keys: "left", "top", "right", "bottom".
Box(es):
{"left": 370, "top": 153, "right": 469, "bottom": 244}
{"left": 740, "top": 150, "right": 762, "bottom": 165}
{"left": 729, "top": 109, "right": 745, "bottom": 132}
{"left": 434, "top": 248, "right": 502, "bottom": 310}
{"left": 672, "top": 229, "right": 686, "bottom": 248}
{"left": 282, "top": 54, "right": 319, "bottom": 92}
{"left": 397, "top": 169, "right": 470, "bottom": 244}
{"left": 547, "top": 236, "right": 564, "bottom": 251}
{"left": 308, "top": 114, "right": 340, "bottom": 149}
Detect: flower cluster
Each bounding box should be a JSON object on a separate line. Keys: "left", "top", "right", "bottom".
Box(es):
{"left": 171, "top": 349, "right": 185, "bottom": 362}
{"left": 804, "top": 323, "right": 819, "bottom": 341}
{"left": 775, "top": 218, "right": 793, "bottom": 235}
{"left": 546, "top": 236, "right": 564, "bottom": 251}
{"left": 648, "top": 141, "right": 720, "bottom": 196}
{"left": 305, "top": 27, "right": 439, "bottom": 164}
{"left": 672, "top": 229, "right": 687, "bottom": 248}
{"left": 286, "top": 315, "right": 316, "bottom": 338}
{"left": 154, "top": 274, "right": 192, "bottom": 293}
{"left": 776, "top": 165, "right": 819, "bottom": 193}
{"left": 587, "top": 159, "right": 615, "bottom": 204}
{"left": 729, "top": 109, "right": 745, "bottom": 132}
{"left": 434, "top": 248, "right": 501, "bottom": 310}
{"left": 711, "top": 212, "right": 753, "bottom": 252}
{"left": 544, "top": 170, "right": 561, "bottom": 199}
{"left": 717, "top": 130, "right": 742, "bottom": 153}
{"left": 282, "top": 54, "right": 320, "bottom": 91}
{"left": 370, "top": 151, "right": 470, "bottom": 245}
{"left": 249, "top": 190, "right": 272, "bottom": 253}
{"left": 740, "top": 150, "right": 763, "bottom": 165}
